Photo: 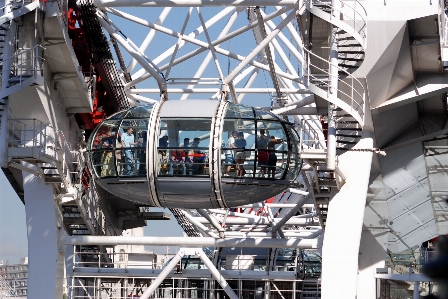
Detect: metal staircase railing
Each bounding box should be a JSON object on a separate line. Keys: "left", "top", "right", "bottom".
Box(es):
{"left": 5, "top": 118, "right": 115, "bottom": 237}
{"left": 306, "top": 0, "right": 367, "bottom": 47}
{"left": 303, "top": 47, "right": 365, "bottom": 125}
{"left": 5, "top": 45, "right": 45, "bottom": 83}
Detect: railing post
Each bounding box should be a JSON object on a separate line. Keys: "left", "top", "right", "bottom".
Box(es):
{"left": 34, "top": 45, "right": 37, "bottom": 78}
{"left": 351, "top": 77, "right": 354, "bottom": 109}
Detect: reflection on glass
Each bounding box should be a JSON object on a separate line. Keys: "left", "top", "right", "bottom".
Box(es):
{"left": 123, "top": 104, "right": 155, "bottom": 118}
{"left": 224, "top": 105, "right": 255, "bottom": 119}
{"left": 222, "top": 103, "right": 289, "bottom": 180}
{"left": 256, "top": 109, "right": 280, "bottom": 120}
{"left": 157, "top": 118, "right": 212, "bottom": 176}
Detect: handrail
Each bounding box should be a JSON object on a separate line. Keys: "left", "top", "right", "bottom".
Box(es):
{"left": 311, "top": 0, "right": 367, "bottom": 41}
{"left": 299, "top": 118, "right": 327, "bottom": 153}
{"left": 2, "top": 45, "right": 45, "bottom": 83}
{"left": 303, "top": 47, "right": 365, "bottom": 121}
{"left": 0, "top": 0, "right": 30, "bottom": 15}
{"left": 7, "top": 118, "right": 84, "bottom": 188}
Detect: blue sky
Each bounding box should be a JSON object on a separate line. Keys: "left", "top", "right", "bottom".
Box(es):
{"left": 0, "top": 172, "right": 28, "bottom": 264}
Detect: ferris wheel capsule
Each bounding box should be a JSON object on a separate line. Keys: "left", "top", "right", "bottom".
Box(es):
{"left": 86, "top": 100, "right": 302, "bottom": 208}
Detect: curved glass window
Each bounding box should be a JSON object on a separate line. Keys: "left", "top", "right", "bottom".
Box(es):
{"left": 157, "top": 118, "right": 212, "bottom": 176}
{"left": 221, "top": 103, "right": 291, "bottom": 180}
{"left": 86, "top": 104, "right": 153, "bottom": 179}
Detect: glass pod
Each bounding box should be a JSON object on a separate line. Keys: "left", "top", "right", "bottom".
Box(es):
{"left": 86, "top": 100, "right": 301, "bottom": 208}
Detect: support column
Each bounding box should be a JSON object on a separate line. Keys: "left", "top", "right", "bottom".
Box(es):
{"left": 23, "top": 170, "right": 64, "bottom": 299}
{"left": 121, "top": 278, "right": 128, "bottom": 299}
{"left": 413, "top": 281, "right": 419, "bottom": 299}
{"left": 326, "top": 0, "right": 339, "bottom": 170}
{"left": 65, "top": 243, "right": 75, "bottom": 298}
{"left": 356, "top": 229, "right": 388, "bottom": 299}
{"left": 321, "top": 136, "right": 373, "bottom": 299}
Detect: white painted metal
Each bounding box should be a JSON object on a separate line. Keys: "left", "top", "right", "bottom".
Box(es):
{"left": 70, "top": 236, "right": 318, "bottom": 248}
{"left": 129, "top": 88, "right": 310, "bottom": 94}
{"left": 197, "top": 249, "right": 239, "bottom": 299}
{"left": 139, "top": 249, "right": 185, "bottom": 299}
{"left": 180, "top": 209, "right": 221, "bottom": 238}
{"left": 321, "top": 137, "right": 374, "bottom": 299}
{"left": 223, "top": 8, "right": 297, "bottom": 84}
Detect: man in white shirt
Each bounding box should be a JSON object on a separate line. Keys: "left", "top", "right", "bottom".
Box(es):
{"left": 223, "top": 131, "right": 238, "bottom": 176}
{"left": 122, "top": 127, "right": 138, "bottom": 175}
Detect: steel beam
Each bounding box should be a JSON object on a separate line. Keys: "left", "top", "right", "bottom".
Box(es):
{"left": 139, "top": 249, "right": 184, "bottom": 299}
{"left": 71, "top": 236, "right": 318, "bottom": 248}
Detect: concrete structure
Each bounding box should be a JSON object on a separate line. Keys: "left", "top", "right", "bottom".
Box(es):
{"left": 0, "top": 0, "right": 447, "bottom": 298}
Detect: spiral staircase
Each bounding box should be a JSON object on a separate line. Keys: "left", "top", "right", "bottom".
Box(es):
{"left": 295, "top": 0, "right": 367, "bottom": 233}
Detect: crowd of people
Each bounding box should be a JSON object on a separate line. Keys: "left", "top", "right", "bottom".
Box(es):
{"left": 92, "top": 127, "right": 146, "bottom": 177}
{"left": 223, "top": 129, "right": 282, "bottom": 178}
{"left": 159, "top": 136, "right": 207, "bottom": 176}
{"left": 92, "top": 127, "right": 282, "bottom": 178}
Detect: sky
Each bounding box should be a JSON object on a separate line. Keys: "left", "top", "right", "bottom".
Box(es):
{"left": 0, "top": 171, "right": 184, "bottom": 263}
{"left": 0, "top": 172, "right": 28, "bottom": 265}
{"left": 0, "top": 5, "right": 300, "bottom": 264}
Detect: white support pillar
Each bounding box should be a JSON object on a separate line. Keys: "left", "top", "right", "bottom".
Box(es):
{"left": 197, "top": 249, "right": 239, "bottom": 299}
{"left": 413, "top": 281, "right": 419, "bottom": 299}
{"left": 356, "top": 229, "right": 388, "bottom": 299}
{"left": 23, "top": 170, "right": 64, "bottom": 299}
{"left": 65, "top": 243, "right": 75, "bottom": 297}
{"left": 139, "top": 249, "right": 184, "bottom": 299}
{"left": 321, "top": 136, "right": 374, "bottom": 299}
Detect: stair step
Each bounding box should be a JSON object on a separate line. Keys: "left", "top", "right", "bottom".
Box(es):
{"left": 337, "top": 36, "right": 356, "bottom": 41}
{"left": 339, "top": 57, "right": 364, "bottom": 62}
{"left": 336, "top": 127, "right": 362, "bottom": 131}
{"left": 338, "top": 50, "right": 365, "bottom": 54}
{"left": 334, "top": 113, "right": 353, "bottom": 117}
{"left": 336, "top": 134, "right": 361, "bottom": 138}
{"left": 338, "top": 64, "right": 358, "bottom": 68}
{"left": 337, "top": 44, "right": 361, "bottom": 47}
{"left": 337, "top": 140, "right": 357, "bottom": 144}
{"left": 338, "top": 120, "right": 358, "bottom": 124}
{"left": 314, "top": 192, "right": 331, "bottom": 198}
